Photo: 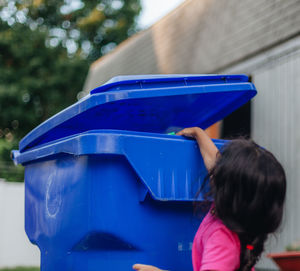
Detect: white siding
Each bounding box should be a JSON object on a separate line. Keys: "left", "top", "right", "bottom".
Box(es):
{"left": 250, "top": 50, "right": 300, "bottom": 270}
{"left": 221, "top": 36, "right": 300, "bottom": 269}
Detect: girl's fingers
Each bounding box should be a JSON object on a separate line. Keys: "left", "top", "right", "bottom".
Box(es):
{"left": 175, "top": 129, "right": 184, "bottom": 135}
{"left": 176, "top": 128, "right": 194, "bottom": 137}
{"left": 132, "top": 264, "right": 161, "bottom": 271}
{"left": 176, "top": 128, "right": 190, "bottom": 136}
{"left": 132, "top": 264, "right": 148, "bottom": 270}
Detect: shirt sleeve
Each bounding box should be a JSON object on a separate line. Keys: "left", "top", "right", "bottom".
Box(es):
{"left": 200, "top": 228, "right": 240, "bottom": 271}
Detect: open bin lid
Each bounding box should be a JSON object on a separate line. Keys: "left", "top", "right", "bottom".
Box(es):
{"left": 19, "top": 74, "right": 256, "bottom": 152}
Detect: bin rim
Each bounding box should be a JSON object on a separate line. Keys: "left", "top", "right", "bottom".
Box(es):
{"left": 90, "top": 74, "right": 250, "bottom": 94}
{"left": 13, "top": 129, "right": 226, "bottom": 202}
{"left": 14, "top": 129, "right": 227, "bottom": 163}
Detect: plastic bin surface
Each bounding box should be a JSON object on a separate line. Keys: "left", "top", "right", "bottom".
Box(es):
{"left": 13, "top": 130, "right": 225, "bottom": 271}
{"left": 12, "top": 75, "right": 257, "bottom": 271}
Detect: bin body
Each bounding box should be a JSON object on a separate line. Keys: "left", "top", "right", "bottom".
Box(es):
{"left": 21, "top": 131, "right": 226, "bottom": 271}
{"left": 13, "top": 75, "right": 257, "bottom": 271}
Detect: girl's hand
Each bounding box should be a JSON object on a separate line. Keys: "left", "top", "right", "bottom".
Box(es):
{"left": 176, "top": 127, "right": 219, "bottom": 171}
{"left": 132, "top": 264, "right": 166, "bottom": 271}
{"left": 176, "top": 127, "right": 203, "bottom": 138}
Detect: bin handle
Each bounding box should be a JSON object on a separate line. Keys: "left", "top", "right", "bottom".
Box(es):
{"left": 11, "top": 150, "right": 20, "bottom": 165}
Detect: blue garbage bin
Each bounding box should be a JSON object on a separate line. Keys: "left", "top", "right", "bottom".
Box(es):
{"left": 12, "top": 75, "right": 257, "bottom": 271}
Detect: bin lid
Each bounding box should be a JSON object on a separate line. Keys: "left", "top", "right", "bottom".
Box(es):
{"left": 19, "top": 74, "right": 256, "bottom": 152}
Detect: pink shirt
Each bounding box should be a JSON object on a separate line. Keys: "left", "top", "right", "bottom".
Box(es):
{"left": 192, "top": 210, "right": 255, "bottom": 271}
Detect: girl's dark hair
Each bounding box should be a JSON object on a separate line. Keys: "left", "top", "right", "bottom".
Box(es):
{"left": 203, "top": 139, "right": 286, "bottom": 271}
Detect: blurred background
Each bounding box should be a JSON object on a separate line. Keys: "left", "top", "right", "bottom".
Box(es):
{"left": 0, "top": 0, "right": 300, "bottom": 270}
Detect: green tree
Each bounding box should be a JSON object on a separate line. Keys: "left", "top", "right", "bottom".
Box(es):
{"left": 0, "top": 0, "right": 141, "bottom": 181}
{"left": 1, "top": 0, "right": 141, "bottom": 60}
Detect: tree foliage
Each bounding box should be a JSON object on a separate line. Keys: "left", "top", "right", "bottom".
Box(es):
{"left": 0, "top": 0, "right": 141, "bottom": 181}
{"left": 1, "top": 0, "right": 141, "bottom": 60}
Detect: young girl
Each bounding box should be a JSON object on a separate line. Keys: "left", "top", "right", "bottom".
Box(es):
{"left": 133, "top": 127, "right": 286, "bottom": 271}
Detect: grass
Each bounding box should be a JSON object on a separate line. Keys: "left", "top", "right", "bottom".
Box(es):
{"left": 0, "top": 268, "right": 39, "bottom": 271}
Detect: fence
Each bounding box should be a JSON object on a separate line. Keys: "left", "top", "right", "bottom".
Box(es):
{"left": 0, "top": 179, "right": 40, "bottom": 268}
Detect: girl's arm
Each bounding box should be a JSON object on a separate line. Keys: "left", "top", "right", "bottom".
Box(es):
{"left": 176, "top": 127, "right": 219, "bottom": 171}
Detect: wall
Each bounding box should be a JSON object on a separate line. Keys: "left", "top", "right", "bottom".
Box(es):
{"left": 224, "top": 35, "right": 300, "bottom": 270}
{"left": 0, "top": 179, "right": 40, "bottom": 268}
{"left": 252, "top": 47, "right": 300, "bottom": 270}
